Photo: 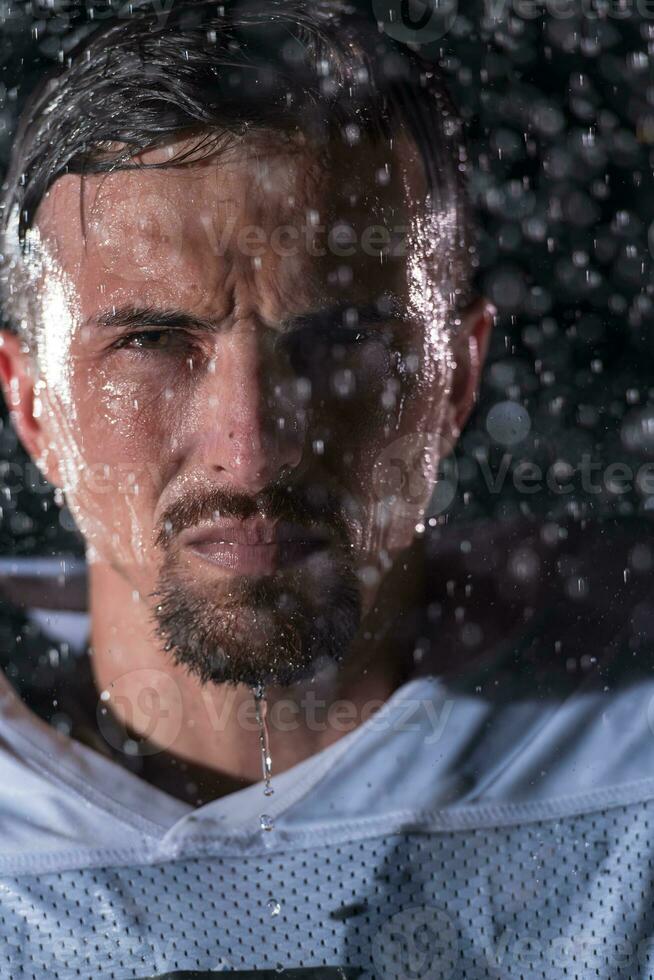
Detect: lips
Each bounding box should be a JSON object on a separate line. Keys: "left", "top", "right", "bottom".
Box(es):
{"left": 178, "top": 518, "right": 330, "bottom": 575}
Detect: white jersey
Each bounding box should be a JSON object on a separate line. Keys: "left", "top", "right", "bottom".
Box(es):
{"left": 1, "top": 517, "right": 653, "bottom": 979}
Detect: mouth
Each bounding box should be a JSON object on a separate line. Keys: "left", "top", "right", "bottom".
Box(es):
{"left": 177, "top": 518, "right": 331, "bottom": 575}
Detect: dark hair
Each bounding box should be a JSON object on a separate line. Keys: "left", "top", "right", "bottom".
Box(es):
{"left": 0, "top": 0, "right": 475, "bottom": 334}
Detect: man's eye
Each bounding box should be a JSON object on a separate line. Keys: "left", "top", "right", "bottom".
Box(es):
{"left": 114, "top": 330, "right": 187, "bottom": 352}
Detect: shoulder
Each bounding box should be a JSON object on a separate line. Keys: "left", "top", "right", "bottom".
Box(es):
{"left": 376, "top": 515, "right": 654, "bottom": 820}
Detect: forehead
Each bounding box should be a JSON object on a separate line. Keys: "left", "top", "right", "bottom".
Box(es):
{"left": 33, "top": 129, "right": 430, "bottom": 324}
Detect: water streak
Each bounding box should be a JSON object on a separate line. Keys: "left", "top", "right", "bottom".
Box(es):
{"left": 253, "top": 684, "right": 274, "bottom": 798}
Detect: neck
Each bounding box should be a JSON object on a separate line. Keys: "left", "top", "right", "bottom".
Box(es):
{"left": 87, "top": 546, "right": 424, "bottom": 805}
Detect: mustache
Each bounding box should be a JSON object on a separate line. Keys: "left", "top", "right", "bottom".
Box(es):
{"left": 155, "top": 482, "right": 349, "bottom": 548}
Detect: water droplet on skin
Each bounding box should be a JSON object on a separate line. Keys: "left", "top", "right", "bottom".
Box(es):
{"left": 331, "top": 368, "right": 355, "bottom": 398}
{"left": 253, "top": 685, "right": 273, "bottom": 797}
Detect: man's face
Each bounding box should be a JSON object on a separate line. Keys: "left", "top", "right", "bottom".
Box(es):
{"left": 11, "top": 128, "right": 468, "bottom": 688}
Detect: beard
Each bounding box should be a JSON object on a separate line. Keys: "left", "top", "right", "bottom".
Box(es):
{"left": 152, "top": 483, "right": 363, "bottom": 689}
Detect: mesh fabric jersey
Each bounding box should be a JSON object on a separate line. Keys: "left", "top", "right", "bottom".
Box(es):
{"left": 0, "top": 517, "right": 652, "bottom": 979}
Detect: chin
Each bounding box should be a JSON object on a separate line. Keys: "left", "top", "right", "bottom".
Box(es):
{"left": 153, "top": 555, "right": 362, "bottom": 689}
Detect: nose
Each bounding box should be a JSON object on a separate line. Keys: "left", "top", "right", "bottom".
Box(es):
{"left": 195, "top": 323, "right": 305, "bottom": 493}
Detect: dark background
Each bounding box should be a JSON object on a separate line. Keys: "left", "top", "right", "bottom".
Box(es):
{"left": 0, "top": 0, "right": 653, "bottom": 558}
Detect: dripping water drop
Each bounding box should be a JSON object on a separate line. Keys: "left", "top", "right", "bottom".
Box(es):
{"left": 253, "top": 684, "right": 274, "bottom": 797}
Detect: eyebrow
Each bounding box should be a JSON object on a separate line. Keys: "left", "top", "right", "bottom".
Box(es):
{"left": 86, "top": 296, "right": 405, "bottom": 333}
{"left": 86, "top": 305, "right": 217, "bottom": 333}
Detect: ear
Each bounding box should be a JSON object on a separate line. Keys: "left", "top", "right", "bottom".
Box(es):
{"left": 447, "top": 296, "right": 495, "bottom": 437}
{"left": 0, "top": 331, "right": 58, "bottom": 483}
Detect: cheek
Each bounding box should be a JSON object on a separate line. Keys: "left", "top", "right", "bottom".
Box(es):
{"left": 82, "top": 367, "right": 182, "bottom": 497}
{"left": 39, "top": 362, "right": 184, "bottom": 564}
{"left": 326, "top": 360, "right": 453, "bottom": 559}
{"left": 315, "top": 344, "right": 448, "bottom": 467}
{"left": 301, "top": 340, "right": 398, "bottom": 439}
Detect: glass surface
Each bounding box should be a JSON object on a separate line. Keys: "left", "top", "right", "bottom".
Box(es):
{"left": 0, "top": 2, "right": 653, "bottom": 977}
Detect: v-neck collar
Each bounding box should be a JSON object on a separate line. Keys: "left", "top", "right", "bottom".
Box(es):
{"left": 0, "top": 663, "right": 438, "bottom": 842}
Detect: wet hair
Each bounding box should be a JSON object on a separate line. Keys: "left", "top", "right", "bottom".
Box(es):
{"left": 0, "top": 0, "right": 476, "bottom": 336}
